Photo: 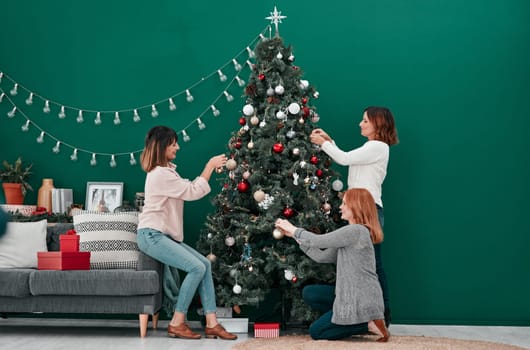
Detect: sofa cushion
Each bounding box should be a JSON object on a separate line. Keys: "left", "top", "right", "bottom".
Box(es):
{"left": 73, "top": 211, "right": 139, "bottom": 269}
{"left": 29, "top": 270, "right": 159, "bottom": 296}
{"left": 46, "top": 223, "right": 75, "bottom": 251}
{"left": 0, "top": 220, "right": 48, "bottom": 268}
{"left": 0, "top": 269, "right": 33, "bottom": 297}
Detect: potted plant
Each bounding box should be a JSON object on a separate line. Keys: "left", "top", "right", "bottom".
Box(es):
{"left": 1, "top": 157, "right": 33, "bottom": 204}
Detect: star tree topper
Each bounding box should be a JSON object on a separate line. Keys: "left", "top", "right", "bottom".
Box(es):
{"left": 266, "top": 6, "right": 287, "bottom": 37}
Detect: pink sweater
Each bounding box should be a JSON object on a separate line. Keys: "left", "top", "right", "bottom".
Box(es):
{"left": 138, "top": 164, "right": 211, "bottom": 242}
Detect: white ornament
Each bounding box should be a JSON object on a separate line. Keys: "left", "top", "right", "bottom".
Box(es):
{"left": 284, "top": 269, "right": 294, "bottom": 280}
{"left": 225, "top": 236, "right": 235, "bottom": 246}
{"left": 247, "top": 141, "right": 254, "bottom": 149}
{"left": 276, "top": 52, "right": 283, "bottom": 59}
{"left": 243, "top": 104, "right": 255, "bottom": 116}
{"left": 293, "top": 173, "right": 300, "bottom": 185}
{"left": 250, "top": 116, "right": 260, "bottom": 125}
{"left": 274, "top": 85, "right": 285, "bottom": 95}
{"left": 233, "top": 284, "right": 242, "bottom": 294}
{"left": 311, "top": 113, "right": 320, "bottom": 123}
{"left": 332, "top": 179, "right": 344, "bottom": 191}
{"left": 253, "top": 190, "right": 266, "bottom": 202}
{"left": 299, "top": 80, "right": 309, "bottom": 89}
{"left": 259, "top": 120, "right": 267, "bottom": 128}
{"left": 267, "top": 87, "right": 275, "bottom": 96}
{"left": 207, "top": 253, "right": 217, "bottom": 263}
{"left": 276, "top": 110, "right": 286, "bottom": 120}
{"left": 207, "top": 233, "right": 213, "bottom": 239}
{"left": 313, "top": 91, "right": 320, "bottom": 99}
{"left": 273, "top": 228, "right": 284, "bottom": 240}
{"left": 226, "top": 159, "right": 237, "bottom": 170}
{"left": 288, "top": 54, "right": 295, "bottom": 62}
{"left": 292, "top": 147, "right": 300, "bottom": 156}
{"left": 300, "top": 161, "right": 307, "bottom": 168}
{"left": 286, "top": 130, "right": 295, "bottom": 138}
{"left": 288, "top": 103, "right": 300, "bottom": 115}
{"left": 243, "top": 171, "right": 251, "bottom": 179}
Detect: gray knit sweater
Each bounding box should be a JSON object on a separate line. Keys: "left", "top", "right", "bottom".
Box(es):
{"left": 294, "top": 224, "right": 384, "bottom": 325}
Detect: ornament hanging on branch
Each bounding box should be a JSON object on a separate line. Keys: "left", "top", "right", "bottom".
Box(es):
{"left": 273, "top": 228, "right": 284, "bottom": 240}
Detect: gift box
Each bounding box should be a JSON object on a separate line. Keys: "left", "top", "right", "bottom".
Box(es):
{"left": 217, "top": 317, "right": 249, "bottom": 333}
{"left": 254, "top": 322, "right": 280, "bottom": 338}
{"left": 37, "top": 251, "right": 90, "bottom": 270}
{"left": 60, "top": 231, "right": 80, "bottom": 252}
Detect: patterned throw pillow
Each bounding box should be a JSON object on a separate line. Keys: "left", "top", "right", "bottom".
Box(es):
{"left": 73, "top": 211, "right": 139, "bottom": 269}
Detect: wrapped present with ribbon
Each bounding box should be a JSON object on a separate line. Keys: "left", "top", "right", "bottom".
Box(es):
{"left": 60, "top": 229, "right": 79, "bottom": 252}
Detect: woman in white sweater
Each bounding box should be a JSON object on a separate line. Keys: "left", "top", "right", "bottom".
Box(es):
{"left": 137, "top": 126, "right": 237, "bottom": 340}
{"left": 275, "top": 188, "right": 389, "bottom": 341}
{"left": 310, "top": 106, "right": 398, "bottom": 326}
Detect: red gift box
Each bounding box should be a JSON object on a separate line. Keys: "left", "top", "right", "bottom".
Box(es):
{"left": 60, "top": 234, "right": 80, "bottom": 252}
{"left": 254, "top": 322, "right": 280, "bottom": 338}
{"left": 37, "top": 251, "right": 91, "bottom": 270}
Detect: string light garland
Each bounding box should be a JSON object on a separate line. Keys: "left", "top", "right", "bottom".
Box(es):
{"left": 0, "top": 26, "right": 275, "bottom": 167}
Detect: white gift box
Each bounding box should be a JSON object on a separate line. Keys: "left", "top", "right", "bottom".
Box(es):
{"left": 217, "top": 317, "right": 249, "bottom": 333}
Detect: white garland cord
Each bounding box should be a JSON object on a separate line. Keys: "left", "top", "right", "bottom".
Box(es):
{"left": 0, "top": 26, "right": 272, "bottom": 167}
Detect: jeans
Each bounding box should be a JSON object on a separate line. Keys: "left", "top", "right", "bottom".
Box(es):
{"left": 303, "top": 285, "right": 369, "bottom": 340}
{"left": 375, "top": 205, "right": 390, "bottom": 323}
{"left": 137, "top": 228, "right": 216, "bottom": 314}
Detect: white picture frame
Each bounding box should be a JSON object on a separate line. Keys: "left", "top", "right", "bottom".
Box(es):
{"left": 85, "top": 182, "right": 124, "bottom": 212}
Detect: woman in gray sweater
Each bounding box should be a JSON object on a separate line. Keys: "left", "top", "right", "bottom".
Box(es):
{"left": 275, "top": 188, "right": 389, "bottom": 342}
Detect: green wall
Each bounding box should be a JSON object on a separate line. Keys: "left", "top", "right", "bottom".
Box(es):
{"left": 1, "top": 1, "right": 529, "bottom": 325}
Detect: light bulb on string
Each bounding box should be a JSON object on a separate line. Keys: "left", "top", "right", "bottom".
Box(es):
{"left": 10, "top": 83, "right": 18, "bottom": 95}
{"left": 94, "top": 112, "right": 102, "bottom": 125}
{"left": 52, "top": 141, "right": 61, "bottom": 153}
{"left": 90, "top": 153, "right": 97, "bottom": 166}
{"left": 36, "top": 131, "right": 45, "bottom": 143}
{"left": 25, "top": 93, "right": 34, "bottom": 105}
{"left": 246, "top": 46, "right": 255, "bottom": 58}
{"left": 260, "top": 33, "right": 266, "bottom": 40}
{"left": 77, "top": 110, "right": 84, "bottom": 123}
{"left": 129, "top": 153, "right": 137, "bottom": 165}
{"left": 223, "top": 91, "right": 234, "bottom": 102}
{"left": 133, "top": 109, "right": 141, "bottom": 122}
{"left": 186, "top": 90, "right": 194, "bottom": 103}
{"left": 246, "top": 60, "right": 254, "bottom": 70}
{"left": 151, "top": 105, "right": 159, "bottom": 117}
{"left": 232, "top": 59, "right": 242, "bottom": 71}
{"left": 7, "top": 107, "right": 16, "bottom": 118}
{"left": 113, "top": 112, "right": 121, "bottom": 125}
{"left": 0, "top": 92, "right": 4, "bottom": 103}
{"left": 0, "top": 72, "right": 3, "bottom": 83}
{"left": 211, "top": 105, "right": 220, "bottom": 117}
{"left": 168, "top": 98, "right": 176, "bottom": 111}
{"left": 182, "top": 130, "right": 191, "bottom": 142}
{"left": 235, "top": 76, "right": 245, "bottom": 87}
{"left": 70, "top": 149, "right": 78, "bottom": 161}
{"left": 217, "top": 70, "right": 227, "bottom": 82}
{"left": 43, "top": 100, "right": 51, "bottom": 113}
{"left": 21, "top": 120, "right": 30, "bottom": 132}
{"left": 58, "top": 106, "right": 66, "bottom": 119}
{"left": 109, "top": 155, "right": 117, "bottom": 168}
{"left": 197, "top": 118, "right": 206, "bottom": 130}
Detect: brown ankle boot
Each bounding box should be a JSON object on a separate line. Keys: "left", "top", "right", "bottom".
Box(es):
{"left": 167, "top": 323, "right": 201, "bottom": 339}
{"left": 205, "top": 324, "right": 238, "bottom": 340}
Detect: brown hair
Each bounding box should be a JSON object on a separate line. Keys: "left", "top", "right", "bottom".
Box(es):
{"left": 140, "top": 126, "right": 178, "bottom": 172}
{"left": 364, "top": 106, "right": 399, "bottom": 146}
{"left": 343, "top": 188, "right": 384, "bottom": 244}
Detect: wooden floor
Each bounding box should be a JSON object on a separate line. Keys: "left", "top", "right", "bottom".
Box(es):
{"left": 0, "top": 317, "right": 529, "bottom": 350}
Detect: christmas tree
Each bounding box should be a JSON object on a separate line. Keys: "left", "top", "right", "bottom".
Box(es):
{"left": 196, "top": 14, "right": 345, "bottom": 323}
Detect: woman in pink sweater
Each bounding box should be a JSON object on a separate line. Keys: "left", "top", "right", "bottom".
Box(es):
{"left": 137, "top": 125, "right": 237, "bottom": 340}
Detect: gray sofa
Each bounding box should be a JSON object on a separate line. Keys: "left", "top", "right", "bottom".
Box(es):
{"left": 0, "top": 223, "right": 163, "bottom": 337}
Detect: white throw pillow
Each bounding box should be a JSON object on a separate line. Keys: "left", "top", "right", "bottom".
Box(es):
{"left": 0, "top": 220, "right": 48, "bottom": 268}
{"left": 73, "top": 211, "right": 139, "bottom": 269}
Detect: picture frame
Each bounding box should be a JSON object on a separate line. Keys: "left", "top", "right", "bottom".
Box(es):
{"left": 85, "top": 182, "right": 124, "bottom": 213}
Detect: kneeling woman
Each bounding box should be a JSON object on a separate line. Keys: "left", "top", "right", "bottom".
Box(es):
{"left": 275, "top": 188, "right": 389, "bottom": 342}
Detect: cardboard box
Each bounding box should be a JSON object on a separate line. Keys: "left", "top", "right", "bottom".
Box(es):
{"left": 254, "top": 322, "right": 280, "bottom": 338}
{"left": 60, "top": 235, "right": 79, "bottom": 252}
{"left": 217, "top": 317, "right": 249, "bottom": 333}
{"left": 37, "top": 251, "right": 90, "bottom": 270}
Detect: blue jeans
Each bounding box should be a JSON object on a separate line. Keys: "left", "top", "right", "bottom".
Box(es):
{"left": 137, "top": 228, "right": 216, "bottom": 315}
{"left": 303, "top": 285, "right": 369, "bottom": 340}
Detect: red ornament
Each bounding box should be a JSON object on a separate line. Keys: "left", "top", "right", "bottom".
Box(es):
{"left": 292, "top": 276, "right": 298, "bottom": 283}
{"left": 302, "top": 107, "right": 311, "bottom": 117}
{"left": 237, "top": 181, "right": 249, "bottom": 192}
{"left": 239, "top": 117, "right": 246, "bottom": 126}
{"left": 301, "top": 97, "right": 308, "bottom": 105}
{"left": 292, "top": 66, "right": 299, "bottom": 70}
{"left": 283, "top": 207, "right": 294, "bottom": 218}
{"left": 272, "top": 142, "right": 285, "bottom": 153}
{"left": 310, "top": 155, "right": 318, "bottom": 164}
{"left": 234, "top": 141, "right": 242, "bottom": 149}
{"left": 258, "top": 73, "right": 265, "bottom": 81}
{"left": 223, "top": 183, "right": 229, "bottom": 189}
{"left": 315, "top": 169, "right": 323, "bottom": 177}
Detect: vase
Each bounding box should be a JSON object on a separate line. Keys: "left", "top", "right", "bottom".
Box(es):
{"left": 37, "top": 178, "right": 55, "bottom": 213}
